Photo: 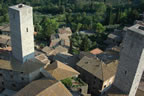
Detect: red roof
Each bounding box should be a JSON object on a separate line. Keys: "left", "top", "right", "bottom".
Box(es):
{"left": 34, "top": 32, "right": 37, "bottom": 36}
{"left": 0, "top": 47, "right": 12, "bottom": 53}
{"left": 90, "top": 48, "right": 103, "bottom": 55}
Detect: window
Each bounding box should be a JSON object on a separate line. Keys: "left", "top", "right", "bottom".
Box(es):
{"left": 85, "top": 61, "right": 88, "bottom": 64}
{"left": 21, "top": 77, "right": 24, "bottom": 80}
{"left": 10, "top": 75, "right": 13, "bottom": 79}
{"left": 26, "top": 28, "right": 28, "bottom": 32}
{"left": 79, "top": 89, "right": 82, "bottom": 92}
{"left": 125, "top": 71, "right": 127, "bottom": 75}
{"left": 21, "top": 72, "right": 24, "bottom": 74}
{"left": 104, "top": 85, "right": 106, "bottom": 88}
{"left": 12, "top": 84, "right": 16, "bottom": 87}
{"left": 0, "top": 73, "right": 3, "bottom": 76}
{"left": 93, "top": 81, "right": 96, "bottom": 85}
{"left": 2, "top": 81, "right": 4, "bottom": 85}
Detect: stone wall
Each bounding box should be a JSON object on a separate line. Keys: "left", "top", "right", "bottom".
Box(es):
{"left": 0, "top": 68, "right": 42, "bottom": 91}
{"left": 76, "top": 66, "right": 103, "bottom": 95}
{"left": 114, "top": 25, "right": 144, "bottom": 96}
{"left": 8, "top": 4, "right": 34, "bottom": 63}
{"left": 0, "top": 69, "right": 29, "bottom": 91}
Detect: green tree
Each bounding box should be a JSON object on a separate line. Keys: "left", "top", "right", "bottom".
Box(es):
{"left": 80, "top": 35, "right": 91, "bottom": 51}
{"left": 76, "top": 23, "right": 82, "bottom": 32}
{"left": 61, "top": 78, "right": 72, "bottom": 88}
{"left": 38, "top": 17, "right": 59, "bottom": 41}
{"left": 95, "top": 23, "right": 105, "bottom": 33}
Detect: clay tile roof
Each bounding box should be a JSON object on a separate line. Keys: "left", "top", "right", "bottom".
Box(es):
{"left": 35, "top": 54, "right": 50, "bottom": 65}
{"left": 58, "top": 27, "right": 72, "bottom": 34}
{"left": 77, "top": 56, "right": 118, "bottom": 81}
{"left": 0, "top": 25, "right": 10, "bottom": 32}
{"left": 0, "top": 57, "right": 45, "bottom": 73}
{"left": 90, "top": 48, "right": 103, "bottom": 55}
{"left": 42, "top": 46, "right": 55, "bottom": 56}
{"left": 0, "top": 47, "right": 12, "bottom": 52}
{"left": 2, "top": 47, "right": 12, "bottom": 52}
{"left": 0, "top": 26, "right": 4, "bottom": 30}
{"left": 136, "top": 89, "right": 144, "bottom": 96}
{"left": 0, "top": 37, "right": 9, "bottom": 44}
{"left": 79, "top": 51, "right": 95, "bottom": 59}
{"left": 54, "top": 45, "right": 68, "bottom": 54}
{"left": 49, "top": 39, "right": 61, "bottom": 47}
{"left": 15, "top": 79, "right": 72, "bottom": 96}
{"left": 43, "top": 61, "right": 80, "bottom": 80}
{"left": 34, "top": 32, "right": 37, "bottom": 36}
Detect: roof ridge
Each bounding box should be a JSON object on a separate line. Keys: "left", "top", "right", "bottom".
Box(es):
{"left": 56, "top": 61, "right": 79, "bottom": 73}
{"left": 101, "top": 62, "right": 104, "bottom": 81}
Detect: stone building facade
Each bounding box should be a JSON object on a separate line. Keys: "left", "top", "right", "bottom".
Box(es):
{"left": 113, "top": 24, "right": 144, "bottom": 96}
{"left": 0, "top": 4, "right": 44, "bottom": 92}
{"left": 76, "top": 54, "right": 118, "bottom": 95}
{"left": 9, "top": 4, "right": 34, "bottom": 63}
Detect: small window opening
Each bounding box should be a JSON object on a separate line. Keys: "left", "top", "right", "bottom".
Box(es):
{"left": 0, "top": 73, "right": 3, "bottom": 76}
{"left": 2, "top": 81, "right": 4, "bottom": 85}
{"left": 21, "top": 72, "right": 24, "bottom": 74}
{"left": 12, "top": 84, "right": 16, "bottom": 87}
{"left": 10, "top": 75, "right": 13, "bottom": 78}
{"left": 85, "top": 61, "right": 88, "bottom": 64}
{"left": 104, "top": 85, "right": 106, "bottom": 88}
{"left": 26, "top": 28, "right": 28, "bottom": 32}
{"left": 125, "top": 71, "right": 127, "bottom": 75}
{"left": 21, "top": 77, "right": 24, "bottom": 80}
{"left": 79, "top": 89, "right": 82, "bottom": 92}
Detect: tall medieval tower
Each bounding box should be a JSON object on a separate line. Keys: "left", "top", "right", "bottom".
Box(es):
{"left": 9, "top": 4, "right": 34, "bottom": 63}
{"left": 113, "top": 24, "right": 144, "bottom": 96}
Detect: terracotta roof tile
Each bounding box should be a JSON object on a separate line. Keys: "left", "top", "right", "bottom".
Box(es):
{"left": 15, "top": 79, "right": 72, "bottom": 96}
{"left": 90, "top": 48, "right": 103, "bottom": 55}
{"left": 58, "top": 27, "right": 72, "bottom": 34}
{"left": 43, "top": 61, "right": 80, "bottom": 80}
{"left": 35, "top": 54, "right": 50, "bottom": 65}
{"left": 42, "top": 46, "right": 55, "bottom": 56}
{"left": 77, "top": 56, "right": 118, "bottom": 81}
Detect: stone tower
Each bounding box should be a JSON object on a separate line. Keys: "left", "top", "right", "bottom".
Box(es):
{"left": 113, "top": 24, "right": 144, "bottom": 96}
{"left": 8, "top": 4, "right": 34, "bottom": 63}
